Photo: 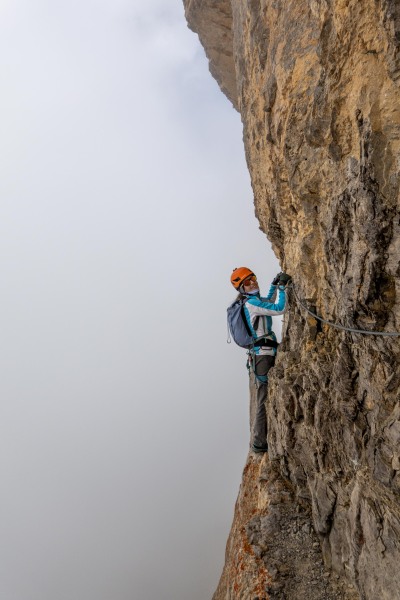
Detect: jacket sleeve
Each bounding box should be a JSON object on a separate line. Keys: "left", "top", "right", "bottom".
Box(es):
{"left": 261, "top": 284, "right": 277, "bottom": 302}
{"left": 246, "top": 287, "right": 286, "bottom": 316}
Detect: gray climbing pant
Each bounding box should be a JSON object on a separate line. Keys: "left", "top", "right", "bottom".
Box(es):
{"left": 252, "top": 354, "right": 276, "bottom": 448}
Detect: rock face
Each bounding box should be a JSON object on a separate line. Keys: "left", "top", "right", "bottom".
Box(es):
{"left": 184, "top": 1, "right": 400, "bottom": 599}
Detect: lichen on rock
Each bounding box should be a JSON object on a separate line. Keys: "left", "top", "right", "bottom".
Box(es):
{"left": 184, "top": 0, "right": 400, "bottom": 598}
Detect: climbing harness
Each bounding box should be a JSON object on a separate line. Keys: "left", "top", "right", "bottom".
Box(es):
{"left": 246, "top": 351, "right": 270, "bottom": 386}
{"left": 288, "top": 283, "right": 400, "bottom": 337}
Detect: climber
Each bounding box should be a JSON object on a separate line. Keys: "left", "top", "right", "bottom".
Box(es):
{"left": 230, "top": 268, "right": 291, "bottom": 453}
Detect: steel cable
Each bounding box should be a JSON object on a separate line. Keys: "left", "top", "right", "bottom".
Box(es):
{"left": 288, "top": 284, "right": 400, "bottom": 337}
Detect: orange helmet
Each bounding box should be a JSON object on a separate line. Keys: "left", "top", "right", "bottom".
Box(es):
{"left": 230, "top": 267, "right": 255, "bottom": 289}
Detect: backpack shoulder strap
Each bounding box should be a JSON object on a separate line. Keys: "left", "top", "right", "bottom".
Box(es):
{"left": 241, "top": 298, "right": 260, "bottom": 338}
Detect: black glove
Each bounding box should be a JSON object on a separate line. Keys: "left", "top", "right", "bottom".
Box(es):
{"left": 272, "top": 272, "right": 282, "bottom": 285}
{"left": 279, "top": 273, "right": 292, "bottom": 286}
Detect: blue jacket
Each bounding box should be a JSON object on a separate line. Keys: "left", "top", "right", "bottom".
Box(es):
{"left": 243, "top": 285, "right": 286, "bottom": 355}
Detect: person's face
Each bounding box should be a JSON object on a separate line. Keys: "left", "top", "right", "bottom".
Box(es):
{"left": 243, "top": 275, "right": 258, "bottom": 292}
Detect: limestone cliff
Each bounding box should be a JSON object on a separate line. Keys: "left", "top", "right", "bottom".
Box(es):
{"left": 184, "top": 1, "right": 400, "bottom": 599}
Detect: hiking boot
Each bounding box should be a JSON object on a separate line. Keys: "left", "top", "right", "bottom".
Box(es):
{"left": 252, "top": 443, "right": 268, "bottom": 453}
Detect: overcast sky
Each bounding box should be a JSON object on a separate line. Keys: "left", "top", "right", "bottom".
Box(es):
{"left": 0, "top": 1, "right": 280, "bottom": 599}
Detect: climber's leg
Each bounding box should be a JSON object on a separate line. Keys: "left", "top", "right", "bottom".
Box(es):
{"left": 252, "top": 355, "right": 275, "bottom": 449}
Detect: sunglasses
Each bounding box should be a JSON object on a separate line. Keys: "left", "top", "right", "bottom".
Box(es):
{"left": 243, "top": 275, "right": 257, "bottom": 285}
